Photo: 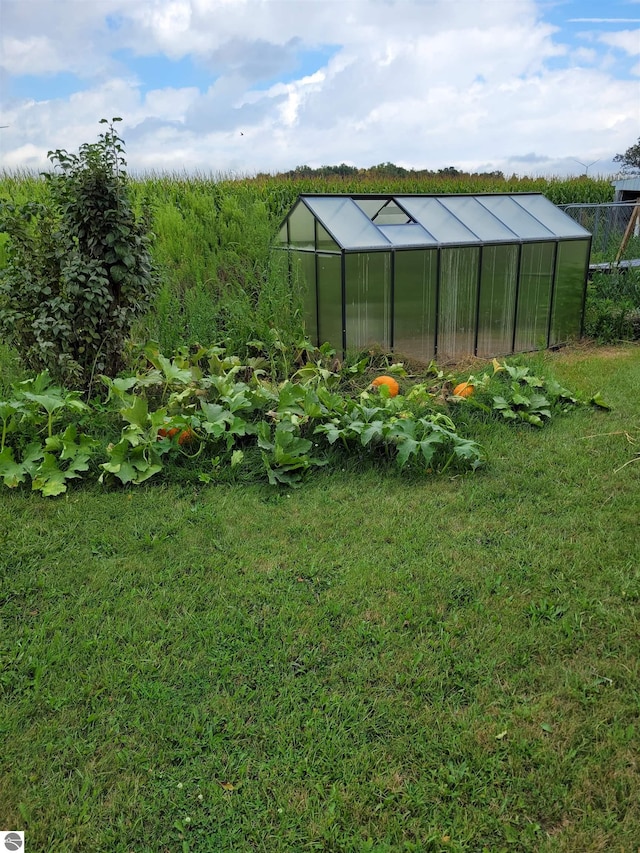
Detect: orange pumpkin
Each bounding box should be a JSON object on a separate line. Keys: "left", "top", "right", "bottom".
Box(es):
{"left": 178, "top": 428, "right": 196, "bottom": 446}
{"left": 158, "top": 427, "right": 180, "bottom": 439}
{"left": 371, "top": 375, "right": 400, "bottom": 397}
{"left": 453, "top": 382, "right": 474, "bottom": 398}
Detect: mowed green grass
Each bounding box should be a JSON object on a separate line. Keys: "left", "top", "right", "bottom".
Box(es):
{"left": 1, "top": 345, "right": 639, "bottom": 853}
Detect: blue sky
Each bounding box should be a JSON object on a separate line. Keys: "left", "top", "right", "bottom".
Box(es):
{"left": 1, "top": 0, "right": 638, "bottom": 176}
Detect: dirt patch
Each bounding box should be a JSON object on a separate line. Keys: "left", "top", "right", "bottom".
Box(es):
{"left": 377, "top": 341, "right": 638, "bottom": 375}
{"left": 544, "top": 341, "right": 639, "bottom": 364}
{"left": 444, "top": 342, "right": 639, "bottom": 372}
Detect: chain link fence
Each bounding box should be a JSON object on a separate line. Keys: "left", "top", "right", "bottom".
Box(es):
{"left": 559, "top": 202, "right": 640, "bottom": 261}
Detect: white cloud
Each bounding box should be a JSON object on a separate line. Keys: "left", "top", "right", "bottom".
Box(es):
{"left": 1, "top": 36, "right": 65, "bottom": 76}
{"left": 569, "top": 18, "right": 640, "bottom": 23}
{"left": 128, "top": 0, "right": 194, "bottom": 56}
{"left": 0, "top": 1, "right": 127, "bottom": 76}
{"left": 0, "top": 0, "right": 638, "bottom": 177}
{"left": 1, "top": 142, "right": 45, "bottom": 169}
{"left": 599, "top": 28, "right": 640, "bottom": 55}
{"left": 143, "top": 86, "right": 201, "bottom": 119}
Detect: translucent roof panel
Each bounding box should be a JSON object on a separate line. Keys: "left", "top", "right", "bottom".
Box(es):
{"left": 513, "top": 194, "right": 592, "bottom": 238}
{"left": 378, "top": 223, "right": 437, "bottom": 246}
{"left": 438, "top": 196, "right": 518, "bottom": 242}
{"left": 285, "top": 194, "right": 592, "bottom": 251}
{"left": 475, "top": 196, "right": 555, "bottom": 239}
{"left": 399, "top": 197, "right": 480, "bottom": 244}
{"left": 303, "top": 196, "right": 390, "bottom": 249}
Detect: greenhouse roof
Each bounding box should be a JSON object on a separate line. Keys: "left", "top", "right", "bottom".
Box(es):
{"left": 282, "top": 193, "right": 591, "bottom": 251}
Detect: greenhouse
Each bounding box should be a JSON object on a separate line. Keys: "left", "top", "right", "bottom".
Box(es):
{"left": 274, "top": 193, "right": 592, "bottom": 362}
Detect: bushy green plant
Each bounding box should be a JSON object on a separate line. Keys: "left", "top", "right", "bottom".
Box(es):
{"left": 0, "top": 119, "right": 156, "bottom": 390}
{"left": 0, "top": 370, "right": 96, "bottom": 495}
{"left": 584, "top": 297, "right": 636, "bottom": 343}
{"left": 583, "top": 269, "right": 640, "bottom": 343}
{"left": 590, "top": 268, "right": 640, "bottom": 304}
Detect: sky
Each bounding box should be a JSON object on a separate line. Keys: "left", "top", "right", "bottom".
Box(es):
{"left": 0, "top": 0, "right": 639, "bottom": 178}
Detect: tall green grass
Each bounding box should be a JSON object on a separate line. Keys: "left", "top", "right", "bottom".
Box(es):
{"left": 129, "top": 176, "right": 306, "bottom": 360}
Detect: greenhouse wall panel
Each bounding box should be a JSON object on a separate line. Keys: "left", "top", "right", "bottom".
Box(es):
{"left": 476, "top": 244, "right": 519, "bottom": 357}
{"left": 549, "top": 240, "right": 590, "bottom": 345}
{"left": 316, "top": 254, "right": 343, "bottom": 351}
{"left": 438, "top": 247, "right": 480, "bottom": 362}
{"left": 393, "top": 249, "right": 437, "bottom": 360}
{"left": 290, "top": 251, "right": 318, "bottom": 345}
{"left": 288, "top": 202, "right": 315, "bottom": 250}
{"left": 515, "top": 242, "right": 556, "bottom": 352}
{"left": 316, "top": 223, "right": 340, "bottom": 253}
{"left": 345, "top": 252, "right": 391, "bottom": 350}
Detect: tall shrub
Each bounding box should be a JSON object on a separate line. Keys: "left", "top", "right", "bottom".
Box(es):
{"left": 0, "top": 119, "right": 156, "bottom": 389}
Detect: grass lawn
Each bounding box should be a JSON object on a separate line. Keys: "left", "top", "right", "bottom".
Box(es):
{"left": 1, "top": 344, "right": 639, "bottom": 852}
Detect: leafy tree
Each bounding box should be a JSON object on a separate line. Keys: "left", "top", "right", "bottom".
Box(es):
{"left": 614, "top": 137, "right": 640, "bottom": 173}
{"left": 0, "top": 118, "right": 156, "bottom": 390}
{"left": 369, "top": 162, "right": 410, "bottom": 177}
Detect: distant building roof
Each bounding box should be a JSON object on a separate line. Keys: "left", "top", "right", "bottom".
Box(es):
{"left": 612, "top": 177, "right": 640, "bottom": 193}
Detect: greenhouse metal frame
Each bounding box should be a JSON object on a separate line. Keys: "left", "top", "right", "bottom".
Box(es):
{"left": 275, "top": 193, "right": 592, "bottom": 362}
